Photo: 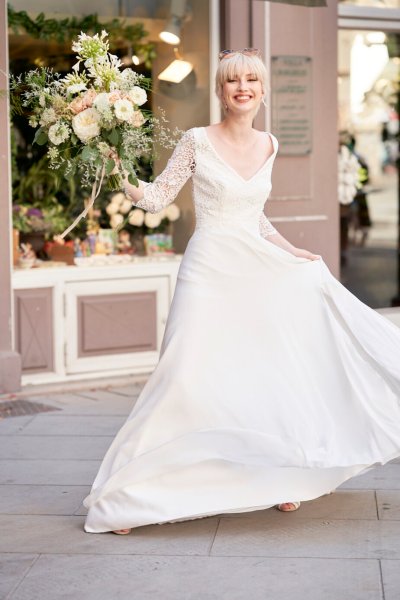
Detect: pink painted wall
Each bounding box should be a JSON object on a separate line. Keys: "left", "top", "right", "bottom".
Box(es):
{"left": 223, "top": 0, "right": 339, "bottom": 276}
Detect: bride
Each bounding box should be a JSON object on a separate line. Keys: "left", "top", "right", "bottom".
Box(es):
{"left": 83, "top": 49, "right": 400, "bottom": 535}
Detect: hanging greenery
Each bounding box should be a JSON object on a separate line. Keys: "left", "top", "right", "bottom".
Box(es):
{"left": 7, "top": 4, "right": 156, "bottom": 68}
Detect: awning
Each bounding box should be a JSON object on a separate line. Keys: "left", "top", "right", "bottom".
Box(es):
{"left": 255, "top": 0, "right": 327, "bottom": 7}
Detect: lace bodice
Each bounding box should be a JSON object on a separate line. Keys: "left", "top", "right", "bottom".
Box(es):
{"left": 126, "top": 127, "right": 279, "bottom": 239}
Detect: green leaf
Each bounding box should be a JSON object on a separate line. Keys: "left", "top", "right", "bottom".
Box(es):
{"left": 105, "top": 158, "right": 116, "bottom": 175}
{"left": 128, "top": 174, "right": 139, "bottom": 187}
{"left": 81, "top": 146, "right": 97, "bottom": 162}
{"left": 33, "top": 128, "right": 48, "bottom": 146}
{"left": 107, "top": 128, "right": 120, "bottom": 146}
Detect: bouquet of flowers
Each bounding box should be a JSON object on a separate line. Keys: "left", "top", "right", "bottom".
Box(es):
{"left": 11, "top": 30, "right": 180, "bottom": 238}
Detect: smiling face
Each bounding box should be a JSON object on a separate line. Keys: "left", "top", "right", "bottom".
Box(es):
{"left": 215, "top": 52, "right": 268, "bottom": 117}
{"left": 222, "top": 72, "right": 263, "bottom": 115}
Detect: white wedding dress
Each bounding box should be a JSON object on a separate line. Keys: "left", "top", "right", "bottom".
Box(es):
{"left": 83, "top": 127, "right": 400, "bottom": 533}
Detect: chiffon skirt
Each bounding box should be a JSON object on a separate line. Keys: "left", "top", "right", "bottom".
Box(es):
{"left": 83, "top": 225, "right": 400, "bottom": 532}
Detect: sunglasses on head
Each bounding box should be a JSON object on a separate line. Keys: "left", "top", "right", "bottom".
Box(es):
{"left": 218, "top": 48, "right": 261, "bottom": 61}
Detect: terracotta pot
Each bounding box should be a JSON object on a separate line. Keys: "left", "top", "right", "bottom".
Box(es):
{"left": 12, "top": 229, "right": 20, "bottom": 266}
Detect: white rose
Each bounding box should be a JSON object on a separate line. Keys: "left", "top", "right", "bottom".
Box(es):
{"left": 72, "top": 108, "right": 101, "bottom": 142}
{"left": 114, "top": 98, "right": 134, "bottom": 122}
{"left": 106, "top": 203, "right": 120, "bottom": 216}
{"left": 110, "top": 213, "right": 124, "bottom": 228}
{"left": 165, "top": 203, "right": 180, "bottom": 222}
{"left": 120, "top": 199, "right": 132, "bottom": 214}
{"left": 144, "top": 212, "right": 162, "bottom": 229}
{"left": 128, "top": 86, "right": 147, "bottom": 106}
{"left": 128, "top": 208, "right": 145, "bottom": 226}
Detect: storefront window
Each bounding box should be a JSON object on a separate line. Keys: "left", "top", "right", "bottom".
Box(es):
{"left": 338, "top": 29, "right": 400, "bottom": 308}
{"left": 339, "top": 0, "right": 400, "bottom": 8}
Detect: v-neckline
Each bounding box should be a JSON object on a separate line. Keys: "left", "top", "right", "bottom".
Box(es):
{"left": 201, "top": 127, "right": 277, "bottom": 183}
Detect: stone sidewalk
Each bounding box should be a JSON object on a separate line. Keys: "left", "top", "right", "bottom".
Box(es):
{"left": 1, "top": 383, "right": 399, "bottom": 600}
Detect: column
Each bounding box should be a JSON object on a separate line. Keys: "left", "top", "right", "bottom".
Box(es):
{"left": 0, "top": 0, "right": 21, "bottom": 393}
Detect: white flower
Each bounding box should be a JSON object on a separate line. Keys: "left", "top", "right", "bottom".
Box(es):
{"left": 120, "top": 199, "right": 132, "bottom": 214}
{"left": 144, "top": 212, "right": 162, "bottom": 229}
{"left": 72, "top": 108, "right": 101, "bottom": 143}
{"left": 28, "top": 116, "right": 38, "bottom": 128}
{"left": 165, "top": 203, "right": 180, "bottom": 221}
{"left": 39, "top": 108, "right": 57, "bottom": 127}
{"left": 48, "top": 121, "right": 70, "bottom": 145}
{"left": 110, "top": 192, "right": 126, "bottom": 206}
{"left": 128, "top": 208, "right": 145, "bottom": 226}
{"left": 106, "top": 203, "right": 120, "bottom": 216}
{"left": 110, "top": 213, "right": 124, "bottom": 228}
{"left": 114, "top": 98, "right": 134, "bottom": 122}
{"left": 48, "top": 147, "right": 59, "bottom": 161}
{"left": 128, "top": 86, "right": 147, "bottom": 106}
{"left": 93, "top": 92, "right": 111, "bottom": 114}
{"left": 38, "top": 94, "right": 46, "bottom": 107}
{"left": 67, "top": 82, "right": 87, "bottom": 95}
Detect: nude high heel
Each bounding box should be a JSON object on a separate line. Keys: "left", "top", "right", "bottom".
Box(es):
{"left": 275, "top": 502, "right": 301, "bottom": 512}
{"left": 112, "top": 528, "right": 132, "bottom": 535}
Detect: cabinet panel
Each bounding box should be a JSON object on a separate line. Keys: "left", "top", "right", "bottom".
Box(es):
{"left": 78, "top": 292, "right": 157, "bottom": 357}
{"left": 65, "top": 276, "right": 170, "bottom": 374}
{"left": 14, "top": 288, "right": 53, "bottom": 373}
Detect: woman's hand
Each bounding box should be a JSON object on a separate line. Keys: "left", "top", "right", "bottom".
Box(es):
{"left": 293, "top": 247, "right": 321, "bottom": 261}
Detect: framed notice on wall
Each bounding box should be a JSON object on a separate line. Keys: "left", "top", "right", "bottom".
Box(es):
{"left": 271, "top": 56, "right": 312, "bottom": 155}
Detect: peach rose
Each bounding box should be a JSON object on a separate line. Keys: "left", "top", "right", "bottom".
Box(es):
{"left": 82, "top": 89, "right": 97, "bottom": 108}
{"left": 108, "top": 91, "right": 122, "bottom": 104}
{"left": 69, "top": 97, "right": 86, "bottom": 114}
{"left": 130, "top": 110, "right": 146, "bottom": 128}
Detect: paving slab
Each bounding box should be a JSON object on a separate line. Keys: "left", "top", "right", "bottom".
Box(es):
{"left": 5, "top": 554, "right": 383, "bottom": 600}
{"left": 0, "top": 459, "right": 100, "bottom": 485}
{"left": 0, "top": 484, "right": 90, "bottom": 515}
{"left": 376, "top": 490, "right": 400, "bottom": 520}
{"left": 219, "top": 490, "right": 378, "bottom": 521}
{"left": 0, "top": 553, "right": 38, "bottom": 599}
{"left": 338, "top": 463, "right": 400, "bottom": 490}
{"left": 0, "top": 415, "right": 36, "bottom": 435}
{"left": 16, "top": 415, "right": 126, "bottom": 436}
{"left": 0, "top": 434, "right": 113, "bottom": 460}
{"left": 0, "top": 515, "right": 219, "bottom": 556}
{"left": 380, "top": 560, "right": 400, "bottom": 600}
{"left": 75, "top": 388, "right": 138, "bottom": 403}
{"left": 26, "top": 392, "right": 136, "bottom": 416}
{"left": 211, "top": 514, "right": 400, "bottom": 559}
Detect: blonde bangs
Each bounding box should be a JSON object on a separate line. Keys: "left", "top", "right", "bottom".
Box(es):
{"left": 215, "top": 52, "right": 268, "bottom": 100}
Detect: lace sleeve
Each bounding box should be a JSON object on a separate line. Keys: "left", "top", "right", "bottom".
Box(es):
{"left": 124, "top": 129, "right": 196, "bottom": 214}
{"left": 259, "top": 211, "right": 278, "bottom": 238}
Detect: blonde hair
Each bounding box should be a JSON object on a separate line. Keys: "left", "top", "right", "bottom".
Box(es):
{"left": 215, "top": 52, "right": 268, "bottom": 115}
